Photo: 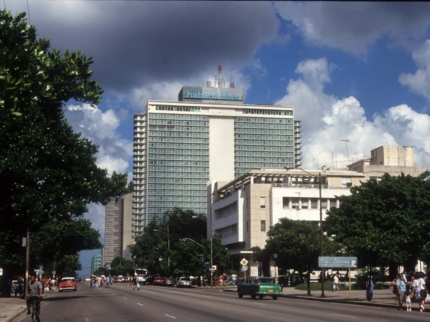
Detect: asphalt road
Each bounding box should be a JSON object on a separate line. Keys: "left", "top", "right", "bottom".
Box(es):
{"left": 13, "top": 283, "right": 430, "bottom": 322}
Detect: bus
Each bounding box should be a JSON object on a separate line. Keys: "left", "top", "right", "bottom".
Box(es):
{"left": 135, "top": 268, "right": 148, "bottom": 283}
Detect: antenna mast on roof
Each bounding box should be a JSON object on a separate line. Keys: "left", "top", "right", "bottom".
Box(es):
{"left": 230, "top": 69, "right": 235, "bottom": 88}
{"left": 217, "top": 65, "right": 225, "bottom": 88}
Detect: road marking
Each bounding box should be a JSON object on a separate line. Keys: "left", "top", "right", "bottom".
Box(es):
{"left": 165, "top": 314, "right": 176, "bottom": 319}
{"left": 331, "top": 313, "right": 356, "bottom": 318}
{"left": 123, "top": 297, "right": 127, "bottom": 299}
{"left": 137, "top": 303, "right": 144, "bottom": 306}
{"left": 84, "top": 318, "right": 90, "bottom": 322}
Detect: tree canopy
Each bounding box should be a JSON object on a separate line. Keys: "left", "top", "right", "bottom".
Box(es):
{"left": 260, "top": 218, "right": 340, "bottom": 295}
{"left": 325, "top": 172, "right": 430, "bottom": 277}
{"left": 0, "top": 10, "right": 128, "bottom": 276}
{"left": 129, "top": 208, "right": 230, "bottom": 278}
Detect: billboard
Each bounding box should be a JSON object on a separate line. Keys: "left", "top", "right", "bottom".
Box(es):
{"left": 178, "top": 86, "right": 244, "bottom": 104}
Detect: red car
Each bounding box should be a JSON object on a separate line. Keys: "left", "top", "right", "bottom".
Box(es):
{"left": 59, "top": 277, "right": 77, "bottom": 292}
{"left": 153, "top": 277, "right": 165, "bottom": 286}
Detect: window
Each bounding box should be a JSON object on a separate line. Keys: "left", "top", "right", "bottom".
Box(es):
{"left": 260, "top": 197, "right": 266, "bottom": 209}
{"left": 291, "top": 198, "right": 299, "bottom": 209}
{"left": 261, "top": 220, "right": 266, "bottom": 232}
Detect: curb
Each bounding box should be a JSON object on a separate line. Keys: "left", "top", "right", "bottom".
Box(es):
{"left": 223, "top": 288, "right": 429, "bottom": 312}
{"left": 4, "top": 307, "right": 26, "bottom": 322}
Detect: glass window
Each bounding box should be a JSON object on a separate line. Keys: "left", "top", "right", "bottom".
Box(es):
{"left": 261, "top": 220, "right": 266, "bottom": 232}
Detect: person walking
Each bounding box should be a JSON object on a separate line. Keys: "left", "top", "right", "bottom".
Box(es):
{"left": 396, "top": 274, "right": 407, "bottom": 311}
{"left": 412, "top": 273, "right": 426, "bottom": 312}
{"left": 333, "top": 273, "right": 340, "bottom": 292}
{"left": 132, "top": 275, "right": 140, "bottom": 291}
{"left": 389, "top": 276, "right": 399, "bottom": 300}
{"left": 231, "top": 274, "right": 237, "bottom": 286}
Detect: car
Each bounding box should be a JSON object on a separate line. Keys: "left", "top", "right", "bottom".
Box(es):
{"left": 59, "top": 277, "right": 77, "bottom": 292}
{"left": 116, "top": 275, "right": 124, "bottom": 283}
{"left": 176, "top": 277, "right": 192, "bottom": 288}
{"left": 237, "top": 276, "right": 282, "bottom": 300}
{"left": 84, "top": 277, "right": 91, "bottom": 282}
{"left": 153, "top": 277, "right": 165, "bottom": 286}
{"left": 162, "top": 277, "right": 175, "bottom": 286}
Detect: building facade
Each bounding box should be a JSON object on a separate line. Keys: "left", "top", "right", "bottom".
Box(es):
{"left": 91, "top": 254, "right": 102, "bottom": 276}
{"left": 103, "top": 193, "right": 133, "bottom": 265}
{"left": 209, "top": 146, "right": 427, "bottom": 275}
{"left": 348, "top": 146, "right": 426, "bottom": 179}
{"left": 132, "top": 86, "right": 302, "bottom": 237}
{"left": 209, "top": 168, "right": 364, "bottom": 276}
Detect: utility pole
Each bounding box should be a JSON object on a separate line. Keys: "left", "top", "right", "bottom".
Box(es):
{"left": 25, "top": 228, "right": 30, "bottom": 298}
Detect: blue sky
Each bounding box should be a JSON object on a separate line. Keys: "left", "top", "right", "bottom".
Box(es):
{"left": 5, "top": 1, "right": 430, "bottom": 277}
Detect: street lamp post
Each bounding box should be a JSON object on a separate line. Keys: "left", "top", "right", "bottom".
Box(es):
{"left": 154, "top": 226, "right": 170, "bottom": 270}
{"left": 192, "top": 215, "right": 213, "bottom": 288}
{"left": 291, "top": 167, "right": 326, "bottom": 298}
{"left": 180, "top": 238, "right": 207, "bottom": 287}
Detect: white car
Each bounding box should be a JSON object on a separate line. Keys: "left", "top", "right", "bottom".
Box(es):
{"left": 176, "top": 277, "right": 192, "bottom": 288}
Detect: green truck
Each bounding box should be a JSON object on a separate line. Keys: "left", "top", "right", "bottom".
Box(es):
{"left": 237, "top": 276, "right": 282, "bottom": 300}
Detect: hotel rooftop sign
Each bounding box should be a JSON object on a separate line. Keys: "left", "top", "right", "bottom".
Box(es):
{"left": 179, "top": 86, "right": 244, "bottom": 104}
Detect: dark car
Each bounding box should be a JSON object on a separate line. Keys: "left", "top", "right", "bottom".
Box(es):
{"left": 162, "top": 278, "right": 175, "bottom": 286}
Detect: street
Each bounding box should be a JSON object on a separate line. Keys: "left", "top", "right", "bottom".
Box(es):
{"left": 12, "top": 283, "right": 430, "bottom": 322}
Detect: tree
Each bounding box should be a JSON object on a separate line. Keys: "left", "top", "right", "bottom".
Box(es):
{"left": 130, "top": 208, "right": 230, "bottom": 278}
{"left": 262, "top": 218, "right": 340, "bottom": 295}
{"left": 325, "top": 172, "right": 430, "bottom": 278}
{"left": 0, "top": 10, "right": 127, "bottom": 275}
{"left": 109, "top": 257, "right": 135, "bottom": 276}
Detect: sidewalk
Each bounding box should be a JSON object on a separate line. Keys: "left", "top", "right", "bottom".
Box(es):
{"left": 222, "top": 285, "right": 428, "bottom": 312}
{"left": 0, "top": 291, "right": 50, "bottom": 322}
{"left": 0, "top": 296, "right": 27, "bottom": 322}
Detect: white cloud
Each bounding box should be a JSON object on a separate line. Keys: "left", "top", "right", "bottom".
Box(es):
{"left": 399, "top": 40, "right": 430, "bottom": 100}
{"left": 276, "top": 58, "right": 430, "bottom": 170}
{"left": 65, "top": 103, "right": 132, "bottom": 175}
{"left": 84, "top": 203, "right": 105, "bottom": 238}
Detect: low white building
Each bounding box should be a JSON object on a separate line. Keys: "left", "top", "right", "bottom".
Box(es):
{"left": 208, "top": 168, "right": 364, "bottom": 276}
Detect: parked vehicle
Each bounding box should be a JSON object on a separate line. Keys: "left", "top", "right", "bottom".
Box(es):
{"left": 237, "top": 276, "right": 282, "bottom": 300}
{"left": 59, "top": 277, "right": 77, "bottom": 292}
{"left": 153, "top": 277, "right": 165, "bottom": 285}
{"left": 116, "top": 275, "right": 124, "bottom": 283}
{"left": 162, "top": 278, "right": 175, "bottom": 286}
{"left": 176, "top": 277, "right": 192, "bottom": 288}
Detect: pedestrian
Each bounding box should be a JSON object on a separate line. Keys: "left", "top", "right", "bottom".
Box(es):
{"left": 401, "top": 270, "right": 408, "bottom": 284}
{"left": 18, "top": 276, "right": 24, "bottom": 297}
{"left": 12, "top": 281, "right": 19, "bottom": 297}
{"left": 389, "top": 276, "right": 399, "bottom": 300}
{"left": 406, "top": 290, "right": 413, "bottom": 311}
{"left": 132, "top": 275, "right": 140, "bottom": 291}
{"left": 231, "top": 274, "right": 237, "bottom": 286}
{"left": 223, "top": 273, "right": 228, "bottom": 287}
{"left": 218, "top": 274, "right": 223, "bottom": 287}
{"left": 412, "top": 273, "right": 426, "bottom": 312}
{"left": 333, "top": 273, "right": 340, "bottom": 292}
{"left": 396, "top": 274, "right": 406, "bottom": 311}
{"left": 366, "top": 274, "right": 374, "bottom": 301}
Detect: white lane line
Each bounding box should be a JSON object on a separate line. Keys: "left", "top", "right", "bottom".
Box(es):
{"left": 165, "top": 314, "right": 176, "bottom": 319}
{"left": 331, "top": 313, "right": 356, "bottom": 318}
{"left": 137, "top": 303, "right": 144, "bottom": 306}
{"left": 123, "top": 297, "right": 127, "bottom": 299}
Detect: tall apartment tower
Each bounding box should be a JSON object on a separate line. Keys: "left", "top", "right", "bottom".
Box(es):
{"left": 103, "top": 193, "right": 133, "bottom": 264}
{"left": 132, "top": 86, "right": 301, "bottom": 238}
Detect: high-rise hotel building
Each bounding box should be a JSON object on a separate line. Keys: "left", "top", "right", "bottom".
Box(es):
{"left": 132, "top": 85, "right": 301, "bottom": 238}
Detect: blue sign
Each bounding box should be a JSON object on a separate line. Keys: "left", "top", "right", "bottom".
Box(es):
{"left": 318, "top": 257, "right": 357, "bottom": 268}
{"left": 186, "top": 91, "right": 240, "bottom": 101}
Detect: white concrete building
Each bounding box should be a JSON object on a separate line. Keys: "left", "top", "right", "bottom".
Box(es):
{"left": 132, "top": 85, "right": 302, "bottom": 237}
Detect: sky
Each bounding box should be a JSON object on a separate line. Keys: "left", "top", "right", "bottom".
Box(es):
{"left": 5, "top": 1, "right": 430, "bottom": 276}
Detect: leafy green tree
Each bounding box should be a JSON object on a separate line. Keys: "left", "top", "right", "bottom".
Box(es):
{"left": 109, "top": 256, "right": 135, "bottom": 276}
{"left": 130, "top": 208, "right": 229, "bottom": 279}
{"left": 263, "top": 218, "right": 340, "bottom": 295}
{"left": 0, "top": 10, "right": 128, "bottom": 275}
{"left": 325, "top": 172, "right": 430, "bottom": 278}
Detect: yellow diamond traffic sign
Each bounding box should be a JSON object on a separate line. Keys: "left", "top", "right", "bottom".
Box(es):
{"left": 240, "top": 258, "right": 248, "bottom": 266}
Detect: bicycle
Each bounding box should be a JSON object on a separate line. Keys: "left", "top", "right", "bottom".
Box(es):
{"left": 29, "top": 296, "right": 41, "bottom": 322}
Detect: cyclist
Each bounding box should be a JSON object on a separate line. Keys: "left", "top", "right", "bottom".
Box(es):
{"left": 26, "top": 274, "right": 43, "bottom": 321}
